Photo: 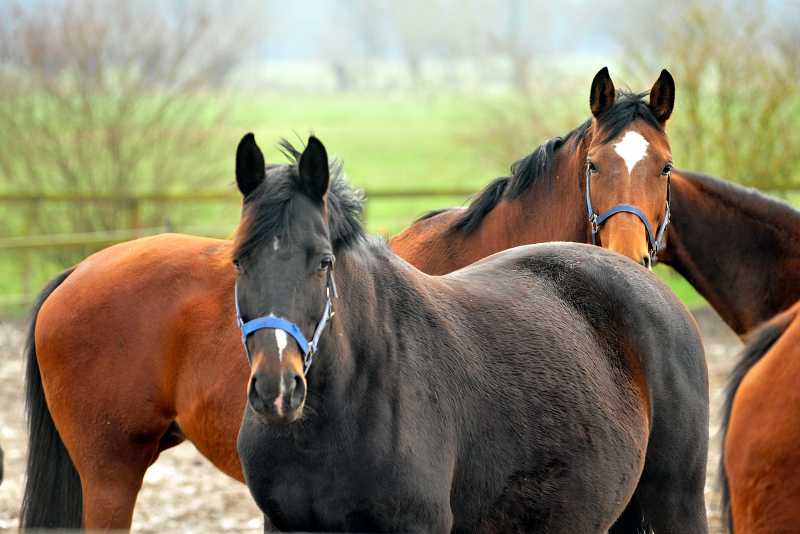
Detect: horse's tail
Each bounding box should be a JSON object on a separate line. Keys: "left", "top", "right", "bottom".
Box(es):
{"left": 608, "top": 498, "right": 651, "bottom": 534}
{"left": 719, "top": 308, "right": 797, "bottom": 533}
{"left": 20, "top": 266, "right": 83, "bottom": 530}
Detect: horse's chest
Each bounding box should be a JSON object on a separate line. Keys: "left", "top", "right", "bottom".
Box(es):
{"left": 263, "top": 464, "right": 401, "bottom": 531}
{"left": 252, "top": 436, "right": 451, "bottom": 533}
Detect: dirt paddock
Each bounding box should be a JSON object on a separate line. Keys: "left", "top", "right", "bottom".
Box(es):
{"left": 0, "top": 307, "right": 741, "bottom": 533}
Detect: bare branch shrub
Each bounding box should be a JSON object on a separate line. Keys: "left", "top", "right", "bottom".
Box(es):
{"left": 468, "top": 75, "right": 586, "bottom": 170}
{"left": 0, "top": 0, "right": 262, "bottom": 254}
{"left": 618, "top": 0, "right": 800, "bottom": 188}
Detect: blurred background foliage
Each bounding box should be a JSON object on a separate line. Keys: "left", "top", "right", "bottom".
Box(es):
{"left": 0, "top": 0, "right": 798, "bottom": 311}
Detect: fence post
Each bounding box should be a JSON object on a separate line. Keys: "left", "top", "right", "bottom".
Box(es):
{"left": 130, "top": 197, "right": 141, "bottom": 229}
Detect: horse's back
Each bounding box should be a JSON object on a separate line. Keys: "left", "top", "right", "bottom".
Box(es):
{"left": 388, "top": 207, "right": 467, "bottom": 275}
{"left": 37, "top": 234, "right": 234, "bottom": 373}
{"left": 412, "top": 244, "right": 661, "bottom": 532}
{"left": 460, "top": 242, "right": 708, "bottom": 412}
{"left": 453, "top": 242, "right": 702, "bottom": 348}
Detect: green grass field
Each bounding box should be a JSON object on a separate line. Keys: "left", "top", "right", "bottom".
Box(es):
{"left": 223, "top": 93, "right": 512, "bottom": 236}
{"left": 1, "top": 91, "right": 714, "bottom": 314}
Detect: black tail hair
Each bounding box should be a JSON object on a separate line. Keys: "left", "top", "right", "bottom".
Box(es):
{"left": 20, "top": 266, "right": 83, "bottom": 529}
{"left": 718, "top": 309, "right": 797, "bottom": 533}
{"left": 608, "top": 499, "right": 651, "bottom": 534}
{"left": 447, "top": 177, "right": 510, "bottom": 234}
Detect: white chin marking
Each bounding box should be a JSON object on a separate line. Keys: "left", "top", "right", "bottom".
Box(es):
{"left": 275, "top": 330, "right": 288, "bottom": 362}
{"left": 614, "top": 131, "right": 649, "bottom": 174}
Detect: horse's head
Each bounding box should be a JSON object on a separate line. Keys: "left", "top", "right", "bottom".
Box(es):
{"left": 232, "top": 133, "right": 335, "bottom": 426}
{"left": 585, "top": 67, "right": 675, "bottom": 269}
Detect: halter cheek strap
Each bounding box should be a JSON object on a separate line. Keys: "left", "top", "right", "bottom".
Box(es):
{"left": 585, "top": 166, "right": 671, "bottom": 260}
{"left": 235, "top": 268, "right": 337, "bottom": 376}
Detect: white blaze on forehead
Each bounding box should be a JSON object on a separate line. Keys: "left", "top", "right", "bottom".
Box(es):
{"left": 275, "top": 329, "right": 288, "bottom": 362}
{"left": 273, "top": 237, "right": 280, "bottom": 251}
{"left": 614, "top": 131, "right": 649, "bottom": 174}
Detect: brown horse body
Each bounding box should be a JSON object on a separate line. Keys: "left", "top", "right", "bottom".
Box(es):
{"left": 720, "top": 302, "right": 800, "bottom": 534}
{"left": 23, "top": 68, "right": 679, "bottom": 530}
{"left": 29, "top": 236, "right": 245, "bottom": 523}
{"left": 663, "top": 170, "right": 800, "bottom": 335}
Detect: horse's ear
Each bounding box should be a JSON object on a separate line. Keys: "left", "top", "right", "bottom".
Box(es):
{"left": 649, "top": 69, "right": 675, "bottom": 124}
{"left": 236, "top": 133, "right": 266, "bottom": 198}
{"left": 298, "top": 136, "right": 330, "bottom": 203}
{"left": 590, "top": 66, "right": 616, "bottom": 118}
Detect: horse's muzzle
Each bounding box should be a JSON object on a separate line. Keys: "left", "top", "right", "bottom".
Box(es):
{"left": 248, "top": 368, "right": 306, "bottom": 425}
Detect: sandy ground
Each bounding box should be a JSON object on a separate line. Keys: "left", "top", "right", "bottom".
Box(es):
{"left": 0, "top": 307, "right": 742, "bottom": 533}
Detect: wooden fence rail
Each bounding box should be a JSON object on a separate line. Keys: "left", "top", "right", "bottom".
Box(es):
{"left": 0, "top": 189, "right": 477, "bottom": 202}
{"left": 0, "top": 189, "right": 477, "bottom": 309}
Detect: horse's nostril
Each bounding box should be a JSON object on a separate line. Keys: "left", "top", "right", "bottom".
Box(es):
{"left": 641, "top": 255, "right": 652, "bottom": 270}
{"left": 249, "top": 375, "right": 266, "bottom": 412}
{"left": 290, "top": 372, "right": 305, "bottom": 409}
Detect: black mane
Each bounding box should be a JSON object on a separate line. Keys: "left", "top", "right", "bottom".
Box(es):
{"left": 233, "top": 140, "right": 365, "bottom": 264}
{"left": 414, "top": 207, "right": 457, "bottom": 223}
{"left": 447, "top": 121, "right": 589, "bottom": 234}
{"left": 448, "top": 89, "right": 663, "bottom": 234}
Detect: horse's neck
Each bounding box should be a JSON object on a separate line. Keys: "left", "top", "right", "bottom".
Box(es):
{"left": 318, "top": 242, "right": 432, "bottom": 400}
{"left": 664, "top": 170, "right": 800, "bottom": 335}
{"left": 389, "top": 157, "right": 587, "bottom": 276}
{"left": 388, "top": 209, "right": 473, "bottom": 275}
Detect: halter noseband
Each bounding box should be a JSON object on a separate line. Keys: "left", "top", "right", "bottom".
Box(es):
{"left": 235, "top": 266, "right": 338, "bottom": 376}
{"left": 585, "top": 165, "right": 671, "bottom": 261}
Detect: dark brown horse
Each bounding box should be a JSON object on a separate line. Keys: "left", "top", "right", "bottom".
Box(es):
{"left": 21, "top": 68, "right": 678, "bottom": 530}
{"left": 234, "top": 133, "right": 708, "bottom": 534}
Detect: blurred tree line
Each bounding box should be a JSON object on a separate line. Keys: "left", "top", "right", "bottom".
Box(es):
{"left": 0, "top": 0, "right": 798, "bottom": 245}
{"left": 618, "top": 0, "right": 800, "bottom": 189}
{"left": 475, "top": 0, "right": 800, "bottom": 191}
{"left": 322, "top": 0, "right": 800, "bottom": 191}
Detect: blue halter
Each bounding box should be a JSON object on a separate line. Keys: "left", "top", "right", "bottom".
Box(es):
{"left": 235, "top": 267, "right": 338, "bottom": 375}
{"left": 585, "top": 165, "right": 671, "bottom": 260}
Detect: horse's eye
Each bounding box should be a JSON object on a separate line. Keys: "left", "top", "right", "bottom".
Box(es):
{"left": 587, "top": 161, "right": 598, "bottom": 173}
{"left": 233, "top": 259, "right": 242, "bottom": 271}
{"left": 318, "top": 255, "right": 334, "bottom": 272}
{"left": 661, "top": 163, "right": 673, "bottom": 175}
